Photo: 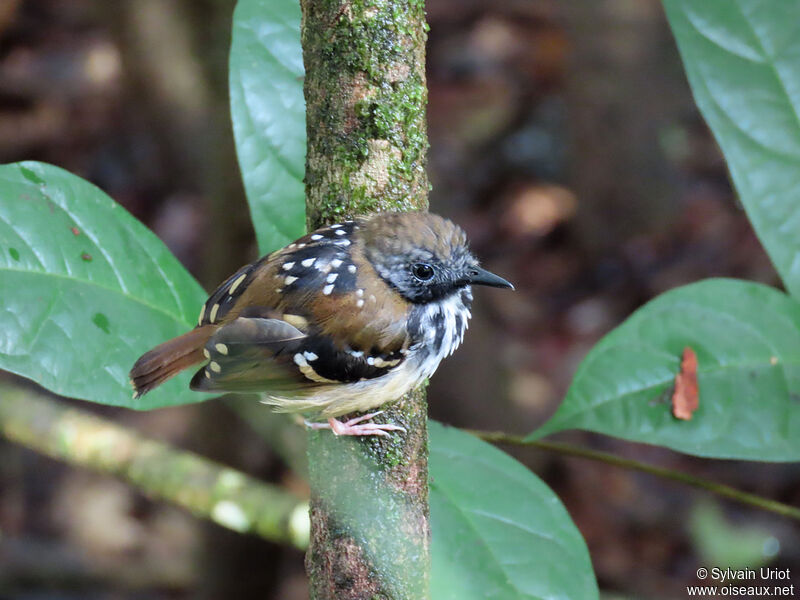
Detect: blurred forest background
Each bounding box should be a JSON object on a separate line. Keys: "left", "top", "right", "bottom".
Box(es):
{"left": 1, "top": 0, "right": 798, "bottom": 598}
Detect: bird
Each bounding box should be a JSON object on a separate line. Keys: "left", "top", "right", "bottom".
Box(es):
{"left": 129, "top": 211, "right": 513, "bottom": 436}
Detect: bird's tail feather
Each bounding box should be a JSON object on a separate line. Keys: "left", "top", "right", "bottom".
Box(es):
{"left": 130, "top": 327, "right": 212, "bottom": 398}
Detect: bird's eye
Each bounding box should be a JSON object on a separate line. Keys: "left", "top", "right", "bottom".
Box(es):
{"left": 411, "top": 263, "right": 435, "bottom": 281}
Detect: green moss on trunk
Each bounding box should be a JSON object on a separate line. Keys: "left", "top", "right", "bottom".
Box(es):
{"left": 301, "top": 0, "right": 430, "bottom": 598}
{"left": 303, "top": 0, "right": 429, "bottom": 226}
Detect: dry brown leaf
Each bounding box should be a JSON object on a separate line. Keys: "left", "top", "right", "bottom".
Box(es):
{"left": 672, "top": 346, "right": 699, "bottom": 420}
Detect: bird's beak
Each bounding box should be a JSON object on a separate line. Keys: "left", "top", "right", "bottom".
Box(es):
{"left": 468, "top": 266, "right": 514, "bottom": 290}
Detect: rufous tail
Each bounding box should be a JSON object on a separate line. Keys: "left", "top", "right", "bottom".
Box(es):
{"left": 129, "top": 327, "right": 212, "bottom": 398}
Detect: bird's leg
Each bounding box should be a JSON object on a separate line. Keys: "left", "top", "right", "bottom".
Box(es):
{"left": 304, "top": 411, "right": 406, "bottom": 437}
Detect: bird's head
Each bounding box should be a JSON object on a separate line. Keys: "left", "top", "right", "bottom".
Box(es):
{"left": 359, "top": 212, "right": 513, "bottom": 304}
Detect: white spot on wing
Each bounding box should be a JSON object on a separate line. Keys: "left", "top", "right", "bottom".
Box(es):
{"left": 331, "top": 259, "right": 343, "bottom": 268}
{"left": 283, "top": 314, "right": 309, "bottom": 329}
{"left": 282, "top": 262, "right": 295, "bottom": 271}
{"left": 356, "top": 299, "right": 364, "bottom": 308}
{"left": 326, "top": 273, "right": 338, "bottom": 283}
{"left": 348, "top": 264, "right": 357, "bottom": 274}
{"left": 209, "top": 303, "right": 220, "bottom": 323}
{"left": 229, "top": 273, "right": 247, "bottom": 295}
{"left": 294, "top": 352, "right": 335, "bottom": 383}
{"left": 209, "top": 361, "right": 221, "bottom": 373}
{"left": 301, "top": 257, "right": 316, "bottom": 267}
{"left": 285, "top": 275, "right": 298, "bottom": 285}
{"left": 323, "top": 284, "right": 334, "bottom": 295}
{"left": 311, "top": 234, "right": 323, "bottom": 240}
{"left": 373, "top": 357, "right": 401, "bottom": 368}
{"left": 304, "top": 351, "right": 318, "bottom": 361}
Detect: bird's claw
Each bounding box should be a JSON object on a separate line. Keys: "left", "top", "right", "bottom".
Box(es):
{"left": 305, "top": 411, "right": 407, "bottom": 437}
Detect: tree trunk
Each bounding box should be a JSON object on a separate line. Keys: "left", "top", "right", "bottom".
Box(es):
{"left": 300, "top": 0, "right": 430, "bottom": 598}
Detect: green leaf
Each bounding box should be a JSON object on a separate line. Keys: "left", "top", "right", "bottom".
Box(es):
{"left": 230, "top": 0, "right": 306, "bottom": 254}
{"left": 0, "top": 161, "right": 209, "bottom": 409}
{"left": 429, "top": 422, "right": 598, "bottom": 600}
{"left": 532, "top": 279, "right": 800, "bottom": 461}
{"left": 664, "top": 0, "right": 800, "bottom": 298}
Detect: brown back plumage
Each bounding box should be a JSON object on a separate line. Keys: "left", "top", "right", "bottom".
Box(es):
{"left": 128, "top": 217, "right": 412, "bottom": 399}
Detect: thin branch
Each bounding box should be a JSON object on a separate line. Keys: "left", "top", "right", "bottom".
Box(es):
{"left": 0, "top": 386, "right": 310, "bottom": 547}
{"left": 468, "top": 429, "right": 800, "bottom": 521}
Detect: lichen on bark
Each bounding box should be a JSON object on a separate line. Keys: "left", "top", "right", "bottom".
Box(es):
{"left": 302, "top": 0, "right": 429, "bottom": 226}
{"left": 300, "top": 0, "right": 431, "bottom": 598}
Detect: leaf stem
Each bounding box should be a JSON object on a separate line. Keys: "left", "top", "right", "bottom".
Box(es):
{"left": 467, "top": 429, "right": 800, "bottom": 521}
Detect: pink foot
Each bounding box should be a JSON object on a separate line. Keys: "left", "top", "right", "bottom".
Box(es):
{"left": 305, "top": 411, "right": 406, "bottom": 437}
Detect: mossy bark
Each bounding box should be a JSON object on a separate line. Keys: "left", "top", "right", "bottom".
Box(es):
{"left": 300, "top": 0, "right": 430, "bottom": 598}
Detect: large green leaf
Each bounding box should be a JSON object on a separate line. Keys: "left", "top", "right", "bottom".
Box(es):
{"left": 664, "top": 0, "right": 800, "bottom": 298}
{"left": 430, "top": 422, "right": 598, "bottom": 600}
{"left": 0, "top": 161, "right": 209, "bottom": 409}
{"left": 532, "top": 279, "right": 800, "bottom": 461}
{"left": 230, "top": 0, "right": 306, "bottom": 254}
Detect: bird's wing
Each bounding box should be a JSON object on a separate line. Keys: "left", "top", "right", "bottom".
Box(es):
{"left": 191, "top": 221, "right": 412, "bottom": 394}
{"left": 190, "top": 313, "right": 409, "bottom": 395}
{"left": 190, "top": 317, "right": 308, "bottom": 393}
{"left": 197, "top": 225, "right": 355, "bottom": 328}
